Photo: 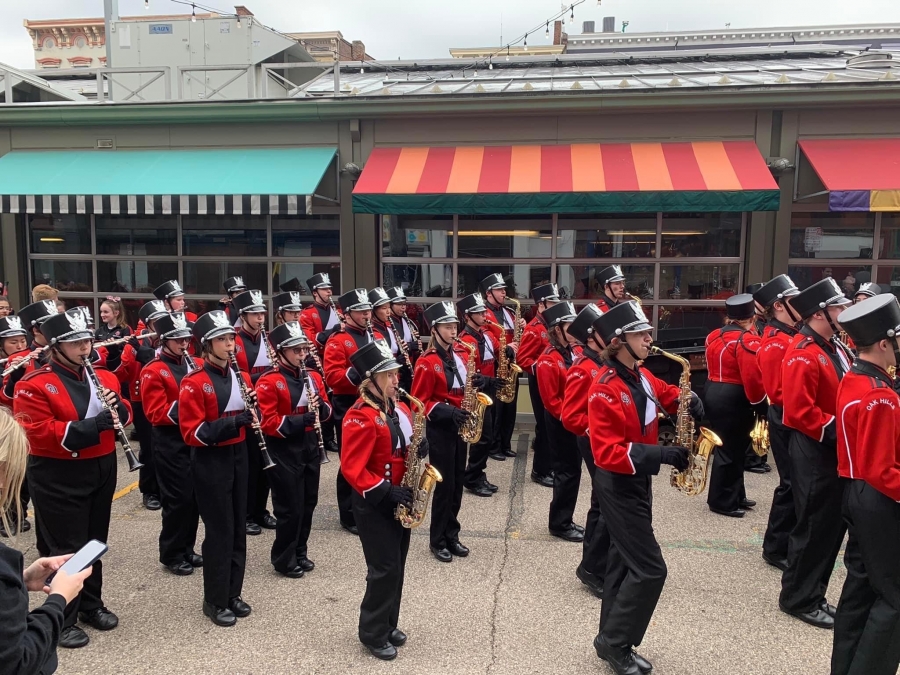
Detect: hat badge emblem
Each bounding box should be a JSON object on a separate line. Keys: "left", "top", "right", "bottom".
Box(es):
{"left": 67, "top": 310, "right": 88, "bottom": 332}
{"left": 355, "top": 289, "right": 368, "bottom": 304}
{"left": 321, "top": 273, "right": 330, "bottom": 285}
{"left": 250, "top": 290, "right": 264, "bottom": 306}
{"left": 290, "top": 291, "right": 301, "bottom": 305}
{"left": 287, "top": 323, "right": 304, "bottom": 339}
{"left": 170, "top": 280, "right": 183, "bottom": 293}
{"left": 860, "top": 282, "right": 873, "bottom": 293}
{"left": 171, "top": 313, "right": 187, "bottom": 330}
{"left": 612, "top": 265, "right": 623, "bottom": 276}
{"left": 375, "top": 339, "right": 393, "bottom": 360}
{"left": 210, "top": 311, "right": 230, "bottom": 328}
{"left": 473, "top": 292, "right": 483, "bottom": 305}
{"left": 151, "top": 300, "right": 166, "bottom": 313}
{"left": 233, "top": 276, "right": 244, "bottom": 287}
{"left": 41, "top": 300, "right": 57, "bottom": 314}
{"left": 7, "top": 317, "right": 22, "bottom": 331}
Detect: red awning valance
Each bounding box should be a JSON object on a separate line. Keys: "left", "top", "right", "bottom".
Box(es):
{"left": 799, "top": 139, "right": 900, "bottom": 211}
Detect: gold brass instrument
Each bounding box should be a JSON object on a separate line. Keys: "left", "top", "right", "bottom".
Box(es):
{"left": 649, "top": 346, "right": 722, "bottom": 496}
{"left": 228, "top": 351, "right": 276, "bottom": 470}
{"left": 625, "top": 292, "right": 643, "bottom": 307}
{"left": 97, "top": 331, "right": 157, "bottom": 348}
{"left": 486, "top": 319, "right": 522, "bottom": 404}
{"left": 1, "top": 345, "right": 50, "bottom": 377}
{"left": 454, "top": 338, "right": 493, "bottom": 443}
{"left": 750, "top": 414, "right": 770, "bottom": 457}
{"left": 81, "top": 356, "right": 143, "bottom": 472}
{"left": 395, "top": 388, "right": 442, "bottom": 528}
{"left": 508, "top": 297, "right": 524, "bottom": 345}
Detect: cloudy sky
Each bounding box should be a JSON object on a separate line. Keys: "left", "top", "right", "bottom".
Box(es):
{"left": 3, "top": 0, "right": 899, "bottom": 67}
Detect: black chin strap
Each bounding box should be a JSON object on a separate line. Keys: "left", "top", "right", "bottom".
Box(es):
{"left": 53, "top": 344, "right": 83, "bottom": 370}
{"left": 823, "top": 305, "right": 842, "bottom": 338}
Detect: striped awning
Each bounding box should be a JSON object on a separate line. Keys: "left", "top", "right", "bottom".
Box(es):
{"left": 0, "top": 147, "right": 336, "bottom": 216}
{"left": 353, "top": 142, "right": 780, "bottom": 215}
{"left": 799, "top": 139, "right": 900, "bottom": 212}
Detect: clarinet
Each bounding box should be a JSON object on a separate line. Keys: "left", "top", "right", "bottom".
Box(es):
{"left": 329, "top": 297, "right": 345, "bottom": 331}
{"left": 387, "top": 318, "right": 413, "bottom": 369}
{"left": 228, "top": 352, "right": 276, "bottom": 470}
{"left": 299, "top": 360, "right": 329, "bottom": 464}
{"left": 183, "top": 349, "right": 197, "bottom": 372}
{"left": 81, "top": 357, "right": 143, "bottom": 472}
{"left": 261, "top": 330, "right": 279, "bottom": 372}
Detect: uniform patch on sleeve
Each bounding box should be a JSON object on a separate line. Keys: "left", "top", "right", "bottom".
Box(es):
{"left": 344, "top": 340, "right": 353, "bottom": 348}
{"left": 620, "top": 392, "right": 631, "bottom": 405}
{"left": 161, "top": 369, "right": 171, "bottom": 379}
{"left": 276, "top": 380, "right": 285, "bottom": 390}
{"left": 434, "top": 364, "right": 443, "bottom": 374}
{"left": 203, "top": 383, "right": 213, "bottom": 394}
{"left": 44, "top": 383, "right": 58, "bottom": 395}
{"left": 818, "top": 354, "right": 828, "bottom": 366}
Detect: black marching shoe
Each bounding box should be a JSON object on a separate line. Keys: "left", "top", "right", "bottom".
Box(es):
{"left": 488, "top": 450, "right": 507, "bottom": 461}
{"left": 340, "top": 521, "right": 359, "bottom": 536}
{"left": 780, "top": 604, "right": 834, "bottom": 629}
{"left": 447, "top": 540, "right": 469, "bottom": 557}
{"left": 229, "top": 596, "right": 251, "bottom": 617}
{"left": 185, "top": 552, "right": 204, "bottom": 567}
{"left": 575, "top": 564, "right": 604, "bottom": 598}
{"left": 549, "top": 524, "right": 585, "bottom": 543}
{"left": 278, "top": 565, "right": 305, "bottom": 578}
{"left": 821, "top": 601, "right": 837, "bottom": 618}
{"left": 531, "top": 471, "right": 554, "bottom": 488}
{"left": 21, "top": 518, "right": 31, "bottom": 532}
{"left": 365, "top": 642, "right": 398, "bottom": 661}
{"left": 298, "top": 556, "right": 315, "bottom": 572}
{"left": 594, "top": 635, "right": 642, "bottom": 675}
{"left": 762, "top": 552, "right": 789, "bottom": 572}
{"left": 203, "top": 601, "right": 236, "bottom": 627}
{"left": 430, "top": 545, "right": 453, "bottom": 563}
{"left": 59, "top": 625, "right": 90, "bottom": 648}
{"left": 78, "top": 607, "right": 118, "bottom": 631}
{"left": 484, "top": 479, "right": 499, "bottom": 493}
{"left": 326, "top": 438, "right": 339, "bottom": 454}
{"left": 465, "top": 481, "right": 494, "bottom": 497}
{"left": 245, "top": 520, "right": 262, "bottom": 536}
{"left": 739, "top": 498, "right": 757, "bottom": 509}
{"left": 572, "top": 523, "right": 585, "bottom": 534}
{"left": 388, "top": 628, "right": 408, "bottom": 647}
{"left": 142, "top": 494, "right": 162, "bottom": 510}
{"left": 503, "top": 447, "right": 517, "bottom": 458}
{"left": 166, "top": 560, "right": 194, "bottom": 576}
{"left": 709, "top": 507, "right": 746, "bottom": 518}
{"left": 259, "top": 514, "right": 277, "bottom": 530}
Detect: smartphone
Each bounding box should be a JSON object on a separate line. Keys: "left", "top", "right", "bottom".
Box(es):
{"left": 46, "top": 539, "right": 108, "bottom": 585}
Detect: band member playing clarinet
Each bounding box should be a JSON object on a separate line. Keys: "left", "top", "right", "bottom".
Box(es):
{"left": 831, "top": 294, "right": 900, "bottom": 675}
{"left": 178, "top": 311, "right": 255, "bottom": 628}
{"left": 139, "top": 312, "right": 202, "bottom": 576}
{"left": 1, "top": 300, "right": 57, "bottom": 408}
{"left": 300, "top": 273, "right": 341, "bottom": 354}
{"left": 341, "top": 340, "right": 420, "bottom": 661}
{"left": 386, "top": 287, "right": 422, "bottom": 368}
{"left": 588, "top": 302, "right": 693, "bottom": 675}
{"left": 14, "top": 308, "right": 132, "bottom": 649}
{"left": 370, "top": 287, "right": 413, "bottom": 390}
{"left": 256, "top": 322, "right": 332, "bottom": 579}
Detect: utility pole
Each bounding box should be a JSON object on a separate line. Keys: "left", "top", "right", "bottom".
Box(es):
{"left": 103, "top": 0, "right": 118, "bottom": 99}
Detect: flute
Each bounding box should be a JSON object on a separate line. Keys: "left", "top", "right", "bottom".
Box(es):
{"left": 81, "top": 356, "right": 143, "bottom": 472}
{"left": 227, "top": 351, "right": 276, "bottom": 470}
{"left": 97, "top": 332, "right": 157, "bottom": 348}
{"left": 2, "top": 345, "right": 49, "bottom": 377}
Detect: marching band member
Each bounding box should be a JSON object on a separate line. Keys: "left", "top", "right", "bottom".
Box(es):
{"left": 139, "top": 312, "right": 202, "bottom": 577}
{"left": 536, "top": 301, "right": 584, "bottom": 542}
{"left": 412, "top": 302, "right": 475, "bottom": 563}
{"left": 370, "top": 287, "right": 413, "bottom": 391}
{"left": 703, "top": 294, "right": 766, "bottom": 518}
{"left": 220, "top": 276, "right": 248, "bottom": 326}
{"left": 743, "top": 282, "right": 771, "bottom": 475}
{"left": 518, "top": 283, "right": 560, "bottom": 487}
{"left": 152, "top": 280, "right": 198, "bottom": 322}
{"left": 230, "top": 290, "right": 275, "bottom": 536}
{"left": 273, "top": 290, "right": 303, "bottom": 327}
{"left": 1, "top": 300, "right": 58, "bottom": 408}
{"left": 324, "top": 288, "right": 375, "bottom": 535}
{"left": 386, "top": 287, "right": 422, "bottom": 367}
{"left": 0, "top": 315, "right": 31, "bottom": 537}
{"left": 753, "top": 275, "right": 801, "bottom": 571}
{"left": 300, "top": 273, "right": 341, "bottom": 353}
{"left": 458, "top": 292, "right": 501, "bottom": 497}
{"left": 256, "top": 322, "right": 331, "bottom": 579}
{"left": 594, "top": 265, "right": 628, "bottom": 313}
{"left": 14, "top": 309, "right": 132, "bottom": 649}
{"left": 779, "top": 278, "right": 852, "bottom": 630}
{"left": 831, "top": 294, "right": 900, "bottom": 675}
{"left": 178, "top": 310, "right": 255, "bottom": 628}
{"left": 341, "top": 340, "right": 419, "bottom": 661}
{"left": 588, "top": 301, "right": 692, "bottom": 675}
{"left": 854, "top": 281, "right": 881, "bottom": 304}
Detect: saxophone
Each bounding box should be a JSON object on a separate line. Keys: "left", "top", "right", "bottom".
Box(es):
{"left": 508, "top": 297, "right": 524, "bottom": 344}
{"left": 454, "top": 338, "right": 493, "bottom": 443}
{"left": 395, "top": 388, "right": 443, "bottom": 529}
{"left": 649, "top": 346, "right": 722, "bottom": 496}
{"left": 749, "top": 413, "right": 771, "bottom": 457}
{"left": 486, "top": 319, "right": 522, "bottom": 404}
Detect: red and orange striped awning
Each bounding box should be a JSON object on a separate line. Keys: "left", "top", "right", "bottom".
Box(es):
{"left": 352, "top": 141, "right": 780, "bottom": 214}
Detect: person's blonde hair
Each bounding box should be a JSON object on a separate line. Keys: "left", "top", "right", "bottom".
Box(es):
{"left": 31, "top": 284, "right": 59, "bottom": 302}
{"left": 0, "top": 408, "right": 29, "bottom": 537}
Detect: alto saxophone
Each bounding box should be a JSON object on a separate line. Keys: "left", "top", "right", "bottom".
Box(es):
{"left": 508, "top": 297, "right": 524, "bottom": 345}
{"left": 649, "top": 346, "right": 722, "bottom": 496}
{"left": 486, "top": 319, "right": 522, "bottom": 404}
{"left": 395, "top": 388, "right": 442, "bottom": 529}
{"left": 454, "top": 338, "right": 493, "bottom": 443}
{"left": 750, "top": 413, "right": 771, "bottom": 457}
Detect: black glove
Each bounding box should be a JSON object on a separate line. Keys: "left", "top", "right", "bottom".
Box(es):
{"left": 94, "top": 409, "right": 116, "bottom": 432}
{"left": 417, "top": 437, "right": 430, "bottom": 459}
{"left": 450, "top": 407, "right": 473, "bottom": 429}
{"left": 689, "top": 392, "right": 705, "bottom": 421}
{"left": 300, "top": 411, "right": 317, "bottom": 427}
{"left": 136, "top": 345, "right": 156, "bottom": 365}
{"left": 472, "top": 373, "right": 487, "bottom": 390}
{"left": 104, "top": 342, "right": 124, "bottom": 359}
{"left": 8, "top": 362, "right": 27, "bottom": 385}
{"left": 387, "top": 485, "right": 414, "bottom": 507}
{"left": 505, "top": 345, "right": 516, "bottom": 360}
{"left": 316, "top": 331, "right": 327, "bottom": 345}
{"left": 660, "top": 445, "right": 690, "bottom": 472}
{"left": 304, "top": 355, "right": 319, "bottom": 370}
{"left": 126, "top": 336, "right": 140, "bottom": 350}
{"left": 752, "top": 400, "right": 769, "bottom": 417}
{"left": 347, "top": 368, "right": 362, "bottom": 387}
{"left": 234, "top": 410, "right": 254, "bottom": 428}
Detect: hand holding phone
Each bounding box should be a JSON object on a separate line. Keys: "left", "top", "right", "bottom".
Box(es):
{"left": 45, "top": 540, "right": 107, "bottom": 589}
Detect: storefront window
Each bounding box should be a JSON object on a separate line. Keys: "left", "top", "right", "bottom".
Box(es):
{"left": 661, "top": 213, "right": 742, "bottom": 258}
{"left": 657, "top": 305, "right": 727, "bottom": 346}
{"left": 95, "top": 216, "right": 177, "bottom": 256}
{"left": 28, "top": 215, "right": 90, "bottom": 254}
{"left": 557, "top": 214, "right": 657, "bottom": 259}
{"left": 383, "top": 263, "right": 452, "bottom": 298}
{"left": 556, "top": 264, "right": 654, "bottom": 301}
{"left": 457, "top": 264, "right": 552, "bottom": 300}
{"left": 183, "top": 261, "right": 267, "bottom": 295}
{"left": 97, "top": 261, "right": 179, "bottom": 294}
{"left": 182, "top": 216, "right": 267, "bottom": 257}
{"left": 31, "top": 260, "right": 92, "bottom": 292}
{"left": 788, "top": 264, "right": 871, "bottom": 295}
{"left": 789, "top": 213, "right": 874, "bottom": 260}
{"left": 382, "top": 215, "right": 452, "bottom": 258}
{"left": 272, "top": 216, "right": 340, "bottom": 257}
{"left": 659, "top": 263, "right": 741, "bottom": 300}
{"left": 273, "top": 262, "right": 340, "bottom": 295}
{"left": 879, "top": 214, "right": 900, "bottom": 260}
{"left": 457, "top": 216, "right": 552, "bottom": 259}
{"left": 875, "top": 265, "right": 900, "bottom": 299}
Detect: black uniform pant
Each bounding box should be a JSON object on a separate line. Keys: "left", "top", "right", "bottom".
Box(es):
{"left": 546, "top": 412, "right": 581, "bottom": 531}
{"left": 495, "top": 377, "right": 519, "bottom": 455}
{"left": 28, "top": 453, "right": 117, "bottom": 628}
{"left": 464, "top": 398, "right": 498, "bottom": 486}
{"left": 268, "top": 440, "right": 321, "bottom": 572}
{"left": 429, "top": 425, "right": 466, "bottom": 549}
{"left": 352, "top": 491, "right": 411, "bottom": 647}
{"left": 577, "top": 436, "right": 609, "bottom": 581}
{"left": 245, "top": 433, "right": 272, "bottom": 524}
{"left": 763, "top": 406, "right": 796, "bottom": 560}
{"left": 705, "top": 381, "right": 753, "bottom": 512}
{"left": 780, "top": 432, "right": 847, "bottom": 614}
{"left": 595, "top": 469, "right": 666, "bottom": 650}
{"left": 192, "top": 441, "right": 248, "bottom": 608}
{"left": 526, "top": 373, "right": 551, "bottom": 476}
{"left": 132, "top": 402, "right": 159, "bottom": 496}
{"left": 333, "top": 393, "right": 358, "bottom": 528}
{"left": 832, "top": 480, "right": 900, "bottom": 675}
{"left": 152, "top": 426, "right": 199, "bottom": 566}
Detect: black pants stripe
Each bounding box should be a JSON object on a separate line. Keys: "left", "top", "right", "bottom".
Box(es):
{"left": 526, "top": 373, "right": 551, "bottom": 476}
{"left": 705, "top": 381, "right": 753, "bottom": 512}
{"left": 268, "top": 442, "right": 321, "bottom": 572}
{"left": 546, "top": 412, "right": 581, "bottom": 531}
{"left": 428, "top": 425, "right": 466, "bottom": 550}
{"left": 763, "top": 406, "right": 795, "bottom": 560}
{"left": 28, "top": 453, "right": 117, "bottom": 628}
{"left": 192, "top": 441, "right": 248, "bottom": 608}
{"left": 333, "top": 393, "right": 358, "bottom": 528}
{"left": 577, "top": 436, "right": 609, "bottom": 581}
{"left": 352, "top": 491, "right": 411, "bottom": 647}
{"left": 133, "top": 402, "right": 159, "bottom": 496}
{"left": 245, "top": 433, "right": 272, "bottom": 524}
{"left": 464, "top": 399, "right": 498, "bottom": 486}
{"left": 832, "top": 480, "right": 900, "bottom": 675}
{"left": 152, "top": 426, "right": 199, "bottom": 566}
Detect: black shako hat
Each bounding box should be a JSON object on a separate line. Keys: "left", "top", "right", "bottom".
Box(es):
{"left": 41, "top": 309, "right": 94, "bottom": 345}
{"left": 567, "top": 304, "right": 604, "bottom": 345}
{"left": 154, "top": 312, "right": 193, "bottom": 340}
{"left": 753, "top": 274, "right": 800, "bottom": 308}
{"left": 458, "top": 293, "right": 487, "bottom": 315}
{"left": 745, "top": 282, "right": 765, "bottom": 295}
{"left": 279, "top": 278, "right": 304, "bottom": 293}
{"left": 726, "top": 294, "right": 756, "bottom": 321}
{"left": 268, "top": 321, "right": 310, "bottom": 351}
{"left": 350, "top": 340, "right": 402, "bottom": 379}
{"left": 153, "top": 280, "right": 185, "bottom": 301}
{"left": 338, "top": 288, "right": 372, "bottom": 312}
{"left": 368, "top": 287, "right": 391, "bottom": 308}
{"left": 593, "top": 301, "right": 652, "bottom": 345}
{"left": 791, "top": 278, "right": 851, "bottom": 320}
{"left": 531, "top": 283, "right": 560, "bottom": 304}
{"left": 480, "top": 273, "right": 506, "bottom": 293}
{"left": 272, "top": 291, "right": 303, "bottom": 313}
{"left": 307, "top": 273, "right": 332, "bottom": 291}
{"left": 855, "top": 282, "right": 882, "bottom": 299}
{"left": 838, "top": 294, "right": 900, "bottom": 347}
{"left": 0, "top": 316, "right": 27, "bottom": 338}
{"left": 193, "top": 310, "right": 236, "bottom": 344}
{"left": 232, "top": 290, "right": 267, "bottom": 314}
{"left": 543, "top": 301, "right": 577, "bottom": 328}
{"left": 596, "top": 265, "right": 626, "bottom": 287}
{"left": 424, "top": 301, "right": 458, "bottom": 327}
{"left": 18, "top": 300, "right": 58, "bottom": 328}
{"left": 139, "top": 300, "right": 169, "bottom": 326}
{"left": 224, "top": 276, "right": 248, "bottom": 294}
{"left": 386, "top": 287, "right": 407, "bottom": 303}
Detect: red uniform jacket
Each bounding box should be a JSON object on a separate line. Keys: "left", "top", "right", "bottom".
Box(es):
{"left": 340, "top": 399, "right": 414, "bottom": 502}
{"left": 782, "top": 327, "right": 850, "bottom": 445}
{"left": 116, "top": 335, "right": 161, "bottom": 402}
{"left": 1, "top": 346, "right": 51, "bottom": 408}
{"left": 536, "top": 345, "right": 574, "bottom": 421}
{"left": 300, "top": 302, "right": 342, "bottom": 351}
{"left": 411, "top": 344, "right": 468, "bottom": 420}
{"left": 323, "top": 324, "right": 373, "bottom": 396}
{"left": 484, "top": 301, "right": 516, "bottom": 346}
{"left": 256, "top": 365, "right": 332, "bottom": 439}
{"left": 595, "top": 295, "right": 616, "bottom": 313}
{"left": 458, "top": 325, "right": 498, "bottom": 378}
{"left": 233, "top": 328, "right": 273, "bottom": 384}
{"left": 836, "top": 361, "right": 900, "bottom": 501}
{"left": 562, "top": 346, "right": 605, "bottom": 437}
{"left": 14, "top": 361, "right": 132, "bottom": 460}
{"left": 757, "top": 320, "right": 798, "bottom": 409}
{"left": 178, "top": 361, "right": 253, "bottom": 447}
{"left": 518, "top": 314, "right": 550, "bottom": 375}
{"left": 704, "top": 325, "right": 766, "bottom": 405}
{"left": 140, "top": 351, "right": 194, "bottom": 427}
{"left": 588, "top": 360, "right": 680, "bottom": 475}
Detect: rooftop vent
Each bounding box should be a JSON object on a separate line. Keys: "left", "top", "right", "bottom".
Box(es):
{"left": 847, "top": 52, "right": 893, "bottom": 69}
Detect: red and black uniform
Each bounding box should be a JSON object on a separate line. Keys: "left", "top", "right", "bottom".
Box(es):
{"left": 780, "top": 326, "right": 851, "bottom": 616}
{"left": 178, "top": 361, "right": 253, "bottom": 610}
{"left": 485, "top": 300, "right": 518, "bottom": 456}
{"left": 1, "top": 346, "right": 51, "bottom": 408}
{"left": 341, "top": 397, "right": 414, "bottom": 648}
{"left": 390, "top": 313, "right": 421, "bottom": 366}
{"left": 757, "top": 319, "right": 799, "bottom": 564}
{"left": 458, "top": 324, "right": 500, "bottom": 487}
{"left": 703, "top": 325, "right": 766, "bottom": 513}
{"left": 300, "top": 301, "right": 341, "bottom": 354}
{"left": 595, "top": 294, "right": 617, "bottom": 314}
{"left": 257, "top": 364, "right": 332, "bottom": 574}
{"left": 588, "top": 359, "right": 680, "bottom": 653}
{"left": 116, "top": 335, "right": 161, "bottom": 499}
{"left": 14, "top": 360, "right": 131, "bottom": 630}
{"left": 372, "top": 317, "right": 413, "bottom": 391}
{"left": 832, "top": 359, "right": 900, "bottom": 675}
{"left": 140, "top": 351, "right": 200, "bottom": 568}
{"left": 537, "top": 343, "right": 582, "bottom": 532}
{"left": 411, "top": 342, "right": 469, "bottom": 551}
{"left": 519, "top": 314, "right": 553, "bottom": 478}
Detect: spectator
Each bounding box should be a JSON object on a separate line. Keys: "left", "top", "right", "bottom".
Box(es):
{"left": 0, "top": 297, "right": 11, "bottom": 318}
{"left": 31, "top": 285, "right": 65, "bottom": 313}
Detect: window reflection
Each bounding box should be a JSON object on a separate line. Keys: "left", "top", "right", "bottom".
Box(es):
{"left": 182, "top": 216, "right": 267, "bottom": 257}
{"left": 457, "top": 216, "right": 551, "bottom": 259}
{"left": 183, "top": 262, "right": 267, "bottom": 295}
{"left": 657, "top": 305, "right": 727, "bottom": 347}
{"left": 876, "top": 266, "right": 900, "bottom": 299}
{"left": 384, "top": 263, "right": 453, "bottom": 298}
{"left": 273, "top": 262, "right": 340, "bottom": 295}
{"left": 659, "top": 263, "right": 741, "bottom": 300}
{"left": 382, "top": 215, "right": 452, "bottom": 258}
{"left": 272, "top": 216, "right": 340, "bottom": 257}
{"left": 31, "top": 260, "right": 93, "bottom": 292}
{"left": 879, "top": 215, "right": 900, "bottom": 260}
{"left": 29, "top": 215, "right": 91, "bottom": 255}
{"left": 456, "top": 264, "right": 551, "bottom": 301}
{"left": 95, "top": 216, "right": 177, "bottom": 256}
{"left": 557, "top": 214, "right": 657, "bottom": 259}
{"left": 98, "top": 261, "right": 179, "bottom": 294}
{"left": 661, "top": 213, "right": 741, "bottom": 258}
{"left": 789, "top": 213, "right": 874, "bottom": 260}
{"left": 556, "top": 264, "right": 654, "bottom": 301}
{"left": 788, "top": 265, "right": 871, "bottom": 296}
